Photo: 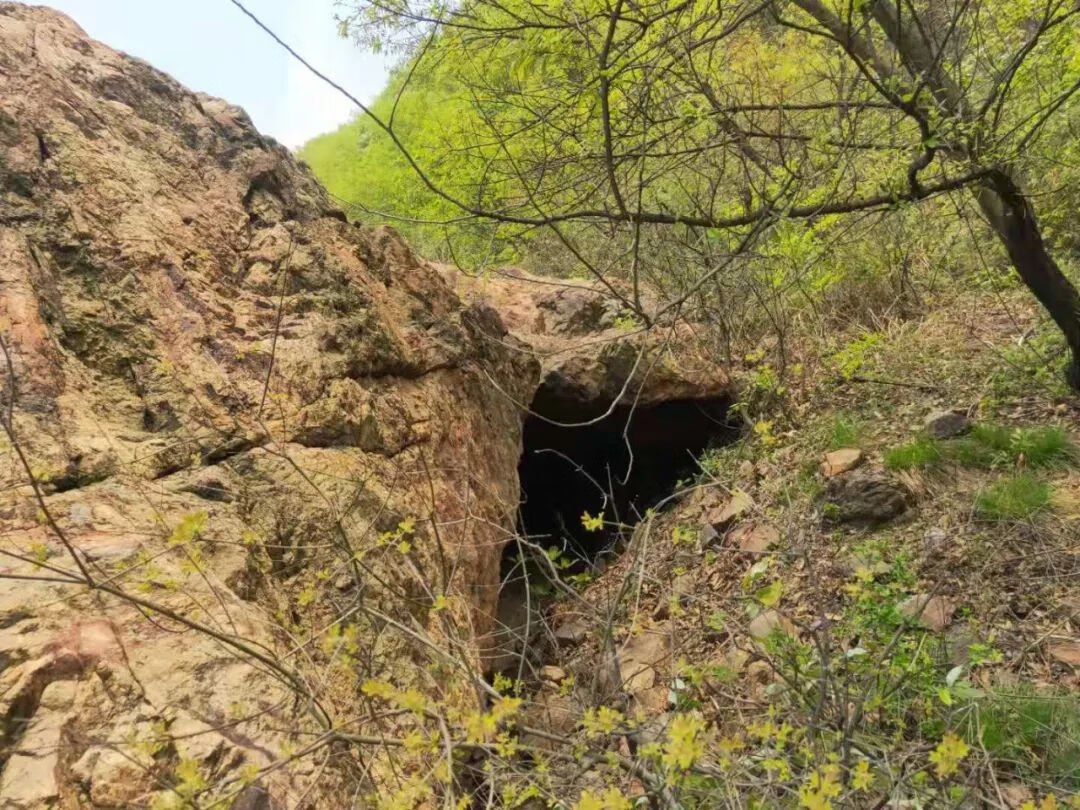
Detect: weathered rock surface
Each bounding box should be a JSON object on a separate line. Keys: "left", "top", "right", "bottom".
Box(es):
{"left": 924, "top": 409, "right": 972, "bottom": 439}
{"left": 0, "top": 5, "right": 537, "bottom": 805}
{"left": 441, "top": 266, "right": 731, "bottom": 415}
{"left": 822, "top": 467, "right": 909, "bottom": 525}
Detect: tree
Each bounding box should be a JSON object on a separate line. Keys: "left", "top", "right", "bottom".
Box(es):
{"left": 325, "top": 0, "right": 1080, "bottom": 385}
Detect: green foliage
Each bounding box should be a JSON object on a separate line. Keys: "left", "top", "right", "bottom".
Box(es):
{"left": 975, "top": 472, "right": 1052, "bottom": 520}
{"left": 971, "top": 424, "right": 1072, "bottom": 468}
{"left": 299, "top": 71, "right": 511, "bottom": 264}
{"left": 948, "top": 433, "right": 1002, "bottom": 469}
{"left": 831, "top": 331, "right": 885, "bottom": 380}
{"left": 884, "top": 436, "right": 944, "bottom": 470}
{"left": 885, "top": 424, "right": 1074, "bottom": 472}
{"left": 166, "top": 511, "right": 207, "bottom": 547}
{"left": 697, "top": 440, "right": 752, "bottom": 482}
{"left": 670, "top": 525, "right": 696, "bottom": 546}
{"left": 989, "top": 328, "right": 1073, "bottom": 400}
{"left": 279, "top": 4, "right": 1080, "bottom": 802}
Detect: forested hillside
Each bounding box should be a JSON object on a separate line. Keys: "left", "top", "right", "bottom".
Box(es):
{"left": 299, "top": 70, "right": 491, "bottom": 261}
{"left": 303, "top": 0, "right": 1080, "bottom": 377}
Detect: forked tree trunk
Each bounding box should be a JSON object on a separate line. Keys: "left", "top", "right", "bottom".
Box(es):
{"left": 978, "top": 169, "right": 1080, "bottom": 389}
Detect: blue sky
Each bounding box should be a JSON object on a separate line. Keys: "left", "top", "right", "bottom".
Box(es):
{"left": 45, "top": 0, "right": 391, "bottom": 148}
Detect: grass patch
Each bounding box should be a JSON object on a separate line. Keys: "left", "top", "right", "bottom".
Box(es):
{"left": 883, "top": 424, "right": 1072, "bottom": 473}
{"left": 828, "top": 414, "right": 863, "bottom": 450}
{"left": 947, "top": 435, "right": 999, "bottom": 468}
{"left": 884, "top": 436, "right": 943, "bottom": 470}
{"left": 951, "top": 424, "right": 1073, "bottom": 469}
{"left": 975, "top": 472, "right": 1052, "bottom": 520}
{"left": 965, "top": 689, "right": 1080, "bottom": 789}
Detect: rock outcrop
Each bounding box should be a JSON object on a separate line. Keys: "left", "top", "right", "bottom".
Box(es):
{"left": 442, "top": 266, "right": 730, "bottom": 418}
{"left": 0, "top": 5, "right": 735, "bottom": 805}
{"left": 0, "top": 4, "right": 537, "bottom": 805}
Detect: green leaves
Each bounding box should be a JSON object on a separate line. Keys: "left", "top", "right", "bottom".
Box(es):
{"left": 581, "top": 511, "right": 605, "bottom": 532}
{"left": 755, "top": 580, "right": 784, "bottom": 608}
{"left": 167, "top": 511, "right": 207, "bottom": 547}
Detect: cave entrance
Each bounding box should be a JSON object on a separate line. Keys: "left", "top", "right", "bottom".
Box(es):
{"left": 514, "top": 391, "right": 736, "bottom": 568}
{"left": 486, "top": 388, "right": 735, "bottom": 677}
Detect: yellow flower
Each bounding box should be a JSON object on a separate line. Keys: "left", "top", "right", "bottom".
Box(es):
{"left": 799, "top": 766, "right": 842, "bottom": 810}
{"left": 582, "top": 706, "right": 624, "bottom": 737}
{"left": 851, "top": 760, "right": 873, "bottom": 791}
{"left": 573, "top": 787, "right": 632, "bottom": 810}
{"left": 490, "top": 695, "right": 522, "bottom": 722}
{"left": 762, "top": 757, "right": 790, "bottom": 780}
{"left": 581, "top": 511, "right": 605, "bottom": 532}
{"left": 717, "top": 734, "right": 745, "bottom": 769}
{"left": 463, "top": 710, "right": 497, "bottom": 743}
{"left": 662, "top": 712, "right": 708, "bottom": 771}
{"left": 360, "top": 679, "right": 395, "bottom": 700}
{"left": 928, "top": 733, "right": 969, "bottom": 777}
{"left": 395, "top": 688, "right": 428, "bottom": 715}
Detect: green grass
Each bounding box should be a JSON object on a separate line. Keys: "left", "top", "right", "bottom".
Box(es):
{"left": 885, "top": 423, "right": 1075, "bottom": 472}
{"left": 975, "top": 472, "right": 1052, "bottom": 520}
{"left": 947, "top": 434, "right": 1000, "bottom": 468}
{"left": 828, "top": 414, "right": 863, "bottom": 450}
{"left": 965, "top": 690, "right": 1080, "bottom": 789}
{"left": 952, "top": 424, "right": 1073, "bottom": 469}
{"left": 884, "top": 436, "right": 944, "bottom": 470}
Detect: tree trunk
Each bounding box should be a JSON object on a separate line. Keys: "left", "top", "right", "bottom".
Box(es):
{"left": 978, "top": 169, "right": 1080, "bottom": 389}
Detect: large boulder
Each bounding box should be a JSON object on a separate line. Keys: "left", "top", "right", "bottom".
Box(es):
{"left": 0, "top": 4, "right": 536, "bottom": 805}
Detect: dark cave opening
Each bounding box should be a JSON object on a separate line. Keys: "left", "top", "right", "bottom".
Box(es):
{"left": 514, "top": 391, "right": 737, "bottom": 568}
{"left": 485, "top": 388, "right": 737, "bottom": 678}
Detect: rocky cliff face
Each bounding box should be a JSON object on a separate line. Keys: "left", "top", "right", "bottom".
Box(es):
{"left": 442, "top": 266, "right": 729, "bottom": 418}
{"left": 0, "top": 4, "right": 538, "bottom": 805}
{"left": 0, "top": 4, "right": 733, "bottom": 806}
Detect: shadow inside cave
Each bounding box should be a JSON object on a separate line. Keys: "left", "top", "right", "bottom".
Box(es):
{"left": 515, "top": 393, "right": 736, "bottom": 565}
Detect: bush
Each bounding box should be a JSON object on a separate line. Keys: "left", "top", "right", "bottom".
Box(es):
{"left": 975, "top": 472, "right": 1052, "bottom": 520}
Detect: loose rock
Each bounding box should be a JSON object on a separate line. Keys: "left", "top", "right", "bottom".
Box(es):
{"left": 823, "top": 467, "right": 909, "bottom": 524}
{"left": 924, "top": 409, "right": 972, "bottom": 439}
{"left": 708, "top": 490, "right": 753, "bottom": 530}
{"left": 731, "top": 522, "right": 780, "bottom": 554}
{"left": 554, "top": 615, "right": 589, "bottom": 647}
{"left": 1047, "top": 639, "right": 1080, "bottom": 667}
{"left": 900, "top": 594, "right": 957, "bottom": 632}
{"left": 820, "top": 448, "right": 863, "bottom": 477}
{"left": 748, "top": 609, "right": 796, "bottom": 641}
{"left": 540, "top": 665, "right": 568, "bottom": 684}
